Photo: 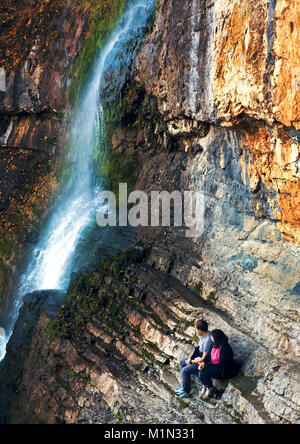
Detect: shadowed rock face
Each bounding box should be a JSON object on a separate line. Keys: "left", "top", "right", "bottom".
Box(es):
{"left": 0, "top": 0, "right": 299, "bottom": 425}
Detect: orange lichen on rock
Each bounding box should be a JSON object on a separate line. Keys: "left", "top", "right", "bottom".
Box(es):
{"left": 242, "top": 124, "right": 300, "bottom": 244}
{"left": 271, "top": 0, "right": 300, "bottom": 130}
{"left": 0, "top": 0, "right": 65, "bottom": 73}
{"left": 209, "top": 0, "right": 300, "bottom": 128}
{"left": 214, "top": 0, "right": 268, "bottom": 123}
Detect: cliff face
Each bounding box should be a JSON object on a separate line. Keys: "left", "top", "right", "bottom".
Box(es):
{"left": 137, "top": 0, "right": 300, "bottom": 243}
{"left": 0, "top": 0, "right": 299, "bottom": 425}
{"left": 134, "top": 0, "right": 300, "bottom": 354}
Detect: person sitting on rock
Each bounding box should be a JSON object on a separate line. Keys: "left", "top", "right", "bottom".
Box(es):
{"left": 175, "top": 319, "right": 213, "bottom": 398}
{"left": 198, "top": 329, "right": 235, "bottom": 399}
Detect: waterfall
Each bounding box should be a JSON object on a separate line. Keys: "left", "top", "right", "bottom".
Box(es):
{"left": 0, "top": 0, "right": 155, "bottom": 361}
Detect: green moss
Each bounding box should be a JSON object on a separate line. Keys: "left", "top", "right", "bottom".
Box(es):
{"left": 140, "top": 345, "right": 169, "bottom": 369}
{"left": 140, "top": 347, "right": 157, "bottom": 364}
{"left": 193, "top": 282, "right": 203, "bottom": 297}
{"left": 0, "top": 239, "right": 14, "bottom": 261}
{"left": 103, "top": 80, "right": 146, "bottom": 127}
{"left": 158, "top": 379, "right": 189, "bottom": 410}
{"left": 97, "top": 248, "right": 148, "bottom": 275}
{"left": 207, "top": 291, "right": 218, "bottom": 305}
{"left": 105, "top": 295, "right": 127, "bottom": 329}
{"left": 45, "top": 317, "right": 69, "bottom": 339}
{"left": 69, "top": 368, "right": 91, "bottom": 384}
{"left": 145, "top": 341, "right": 174, "bottom": 362}
{"left": 148, "top": 318, "right": 173, "bottom": 338}
{"left": 55, "top": 139, "right": 73, "bottom": 188}
{"left": 56, "top": 375, "right": 73, "bottom": 396}
{"left": 176, "top": 398, "right": 190, "bottom": 411}
{"left": 114, "top": 407, "right": 129, "bottom": 421}
{"left": 101, "top": 148, "right": 139, "bottom": 203}
{"left": 159, "top": 380, "right": 174, "bottom": 395}
{"left": 132, "top": 323, "right": 141, "bottom": 338}
{"left": 69, "top": 0, "right": 127, "bottom": 106}
{"left": 231, "top": 375, "right": 258, "bottom": 399}
{"left": 223, "top": 402, "right": 243, "bottom": 424}
{"left": 192, "top": 334, "right": 199, "bottom": 345}
{"left": 45, "top": 248, "right": 151, "bottom": 339}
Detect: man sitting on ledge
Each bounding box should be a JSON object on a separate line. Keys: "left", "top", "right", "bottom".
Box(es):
{"left": 175, "top": 319, "right": 213, "bottom": 398}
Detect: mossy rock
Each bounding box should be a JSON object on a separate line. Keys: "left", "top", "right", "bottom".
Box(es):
{"left": 193, "top": 281, "right": 203, "bottom": 296}
{"left": 231, "top": 375, "right": 258, "bottom": 399}
{"left": 101, "top": 149, "right": 139, "bottom": 202}
{"left": 69, "top": 0, "right": 127, "bottom": 106}
{"left": 45, "top": 247, "right": 151, "bottom": 340}
{"left": 207, "top": 291, "right": 218, "bottom": 305}
{"left": 0, "top": 240, "right": 13, "bottom": 262}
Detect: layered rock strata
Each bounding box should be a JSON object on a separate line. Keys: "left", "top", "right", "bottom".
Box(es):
{"left": 1, "top": 253, "right": 298, "bottom": 424}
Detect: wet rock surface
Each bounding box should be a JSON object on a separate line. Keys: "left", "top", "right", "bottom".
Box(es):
{"left": 0, "top": 0, "right": 129, "bottom": 318}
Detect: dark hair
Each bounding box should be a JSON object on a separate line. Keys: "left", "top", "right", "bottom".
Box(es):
{"left": 195, "top": 319, "right": 208, "bottom": 332}
{"left": 211, "top": 329, "right": 228, "bottom": 348}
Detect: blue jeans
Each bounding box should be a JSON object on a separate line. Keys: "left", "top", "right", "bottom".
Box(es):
{"left": 180, "top": 355, "right": 202, "bottom": 394}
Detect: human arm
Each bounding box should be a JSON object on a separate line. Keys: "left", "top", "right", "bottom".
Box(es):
{"left": 191, "top": 351, "right": 209, "bottom": 365}
{"left": 198, "top": 362, "right": 206, "bottom": 371}
{"left": 185, "top": 350, "right": 196, "bottom": 365}
{"left": 187, "top": 346, "right": 201, "bottom": 365}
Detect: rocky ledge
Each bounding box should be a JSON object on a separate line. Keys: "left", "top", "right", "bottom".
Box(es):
{"left": 0, "top": 248, "right": 298, "bottom": 424}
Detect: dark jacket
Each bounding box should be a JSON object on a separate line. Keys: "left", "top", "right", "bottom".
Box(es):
{"left": 205, "top": 342, "right": 236, "bottom": 379}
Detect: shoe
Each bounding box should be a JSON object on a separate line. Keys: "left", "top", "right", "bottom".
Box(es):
{"left": 175, "top": 391, "right": 190, "bottom": 399}
{"left": 175, "top": 388, "right": 185, "bottom": 396}
{"left": 175, "top": 386, "right": 183, "bottom": 393}
{"left": 203, "top": 387, "right": 214, "bottom": 399}
{"left": 199, "top": 386, "right": 207, "bottom": 398}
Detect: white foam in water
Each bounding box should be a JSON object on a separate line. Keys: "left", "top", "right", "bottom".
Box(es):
{"left": 0, "top": 328, "right": 6, "bottom": 361}
{"left": 0, "top": 0, "right": 155, "bottom": 361}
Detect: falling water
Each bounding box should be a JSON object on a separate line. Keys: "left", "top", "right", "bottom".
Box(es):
{"left": 0, "top": 0, "right": 155, "bottom": 361}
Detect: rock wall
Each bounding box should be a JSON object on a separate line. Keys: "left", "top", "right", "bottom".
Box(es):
{"left": 137, "top": 0, "right": 300, "bottom": 243}
{"left": 133, "top": 0, "right": 300, "bottom": 356}
{"left": 0, "top": 0, "right": 299, "bottom": 425}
